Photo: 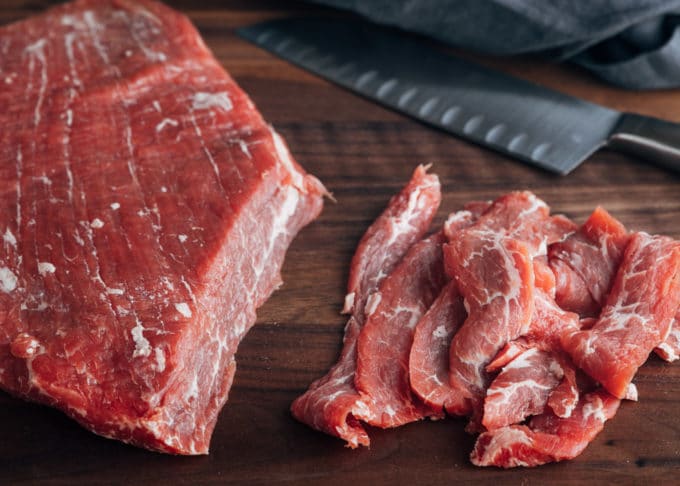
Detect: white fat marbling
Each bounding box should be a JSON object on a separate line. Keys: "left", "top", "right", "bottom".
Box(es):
{"left": 3, "top": 228, "right": 16, "bottom": 246}
{"left": 0, "top": 267, "right": 18, "bottom": 292}
{"left": 155, "top": 118, "right": 178, "bottom": 132}
{"left": 191, "top": 91, "right": 232, "bottom": 112}
{"left": 131, "top": 319, "right": 151, "bottom": 358}
{"left": 37, "top": 262, "right": 56, "bottom": 276}
{"left": 175, "top": 302, "right": 192, "bottom": 318}
{"left": 155, "top": 347, "right": 166, "bottom": 372}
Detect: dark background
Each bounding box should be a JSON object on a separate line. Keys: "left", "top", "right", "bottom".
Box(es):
{"left": 1, "top": 1, "right": 679, "bottom": 484}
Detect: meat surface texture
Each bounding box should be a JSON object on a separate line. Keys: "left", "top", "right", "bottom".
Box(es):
{"left": 549, "top": 206, "right": 630, "bottom": 316}
{"left": 408, "top": 205, "right": 489, "bottom": 412}
{"left": 483, "top": 348, "right": 563, "bottom": 431}
{"left": 487, "top": 266, "right": 581, "bottom": 422}
{"left": 343, "top": 165, "right": 442, "bottom": 319}
{"left": 442, "top": 192, "right": 573, "bottom": 417}
{"left": 354, "top": 232, "right": 447, "bottom": 427}
{"left": 408, "top": 280, "right": 465, "bottom": 411}
{"left": 0, "top": 0, "right": 325, "bottom": 454}
{"left": 656, "top": 311, "right": 680, "bottom": 362}
{"left": 471, "top": 390, "right": 620, "bottom": 468}
{"left": 562, "top": 233, "right": 680, "bottom": 398}
{"left": 445, "top": 234, "right": 534, "bottom": 417}
{"left": 290, "top": 166, "right": 441, "bottom": 448}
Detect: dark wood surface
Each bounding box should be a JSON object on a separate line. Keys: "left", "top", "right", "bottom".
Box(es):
{"left": 2, "top": 1, "right": 680, "bottom": 484}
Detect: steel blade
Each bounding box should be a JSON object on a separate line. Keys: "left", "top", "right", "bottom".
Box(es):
{"left": 238, "top": 17, "right": 623, "bottom": 174}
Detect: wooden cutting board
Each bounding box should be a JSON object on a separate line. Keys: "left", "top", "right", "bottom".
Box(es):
{"left": 1, "top": 1, "right": 679, "bottom": 484}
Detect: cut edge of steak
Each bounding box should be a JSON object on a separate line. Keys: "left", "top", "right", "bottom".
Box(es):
{"left": 122, "top": 133, "right": 324, "bottom": 454}
{"left": 10, "top": 130, "right": 323, "bottom": 454}
{"left": 343, "top": 165, "right": 441, "bottom": 318}
{"left": 408, "top": 279, "right": 465, "bottom": 411}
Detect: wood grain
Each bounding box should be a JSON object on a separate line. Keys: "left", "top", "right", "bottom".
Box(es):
{"left": 1, "top": 1, "right": 679, "bottom": 484}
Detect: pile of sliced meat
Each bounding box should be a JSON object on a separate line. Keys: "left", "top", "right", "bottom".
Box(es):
{"left": 292, "top": 166, "right": 680, "bottom": 468}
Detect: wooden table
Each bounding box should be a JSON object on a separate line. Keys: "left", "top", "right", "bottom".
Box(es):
{"left": 2, "top": 1, "right": 679, "bottom": 484}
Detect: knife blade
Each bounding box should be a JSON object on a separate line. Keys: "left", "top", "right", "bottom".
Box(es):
{"left": 238, "top": 17, "right": 680, "bottom": 175}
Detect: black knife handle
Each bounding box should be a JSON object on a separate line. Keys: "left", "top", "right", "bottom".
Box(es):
{"left": 608, "top": 113, "right": 680, "bottom": 174}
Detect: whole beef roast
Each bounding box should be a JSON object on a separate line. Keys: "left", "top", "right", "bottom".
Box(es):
{"left": 0, "top": 0, "right": 325, "bottom": 454}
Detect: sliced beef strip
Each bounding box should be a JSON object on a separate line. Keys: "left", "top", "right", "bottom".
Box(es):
{"left": 408, "top": 280, "right": 466, "bottom": 411}
{"left": 482, "top": 348, "right": 564, "bottom": 431}
{"left": 561, "top": 232, "right": 680, "bottom": 399}
{"left": 448, "top": 235, "right": 535, "bottom": 421}
{"left": 343, "top": 165, "right": 441, "bottom": 317}
{"left": 408, "top": 204, "right": 490, "bottom": 413}
{"left": 549, "top": 206, "right": 630, "bottom": 317}
{"left": 455, "top": 192, "right": 575, "bottom": 258}
{"left": 441, "top": 201, "right": 492, "bottom": 241}
{"left": 290, "top": 166, "right": 440, "bottom": 448}
{"left": 487, "top": 341, "right": 580, "bottom": 422}
{"left": 0, "top": 0, "right": 326, "bottom": 454}
{"left": 480, "top": 208, "right": 643, "bottom": 430}
{"left": 354, "top": 232, "right": 448, "bottom": 427}
{"left": 483, "top": 259, "right": 581, "bottom": 427}
{"left": 471, "top": 389, "right": 620, "bottom": 468}
{"left": 443, "top": 192, "right": 568, "bottom": 416}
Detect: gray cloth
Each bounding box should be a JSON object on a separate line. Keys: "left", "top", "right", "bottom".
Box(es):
{"left": 311, "top": 0, "right": 680, "bottom": 90}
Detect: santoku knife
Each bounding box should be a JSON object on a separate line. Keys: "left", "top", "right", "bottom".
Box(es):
{"left": 238, "top": 17, "right": 680, "bottom": 175}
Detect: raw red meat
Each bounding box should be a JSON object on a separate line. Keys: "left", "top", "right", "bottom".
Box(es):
{"left": 523, "top": 272, "right": 581, "bottom": 418}
{"left": 480, "top": 208, "right": 631, "bottom": 427}
{"left": 445, "top": 235, "right": 534, "bottom": 416}
{"left": 550, "top": 259, "right": 598, "bottom": 315}
{"left": 343, "top": 165, "right": 441, "bottom": 318}
{"left": 290, "top": 178, "right": 678, "bottom": 468}
{"left": 442, "top": 201, "right": 492, "bottom": 241}
{"left": 354, "top": 232, "right": 447, "bottom": 427}
{"left": 0, "top": 0, "right": 326, "bottom": 454}
{"left": 484, "top": 280, "right": 581, "bottom": 426}
{"left": 487, "top": 343, "right": 579, "bottom": 421}
{"left": 656, "top": 311, "right": 680, "bottom": 362}
{"left": 529, "top": 262, "right": 580, "bottom": 345}
{"left": 442, "top": 192, "right": 571, "bottom": 416}
{"left": 562, "top": 232, "right": 680, "bottom": 398}
{"left": 486, "top": 340, "right": 528, "bottom": 374}
{"left": 483, "top": 348, "right": 563, "bottom": 430}
{"left": 549, "top": 207, "right": 630, "bottom": 316}
{"left": 408, "top": 280, "right": 466, "bottom": 410}
{"left": 408, "top": 204, "right": 490, "bottom": 412}
{"left": 469, "top": 192, "right": 575, "bottom": 257}
{"left": 546, "top": 362, "right": 580, "bottom": 418}
{"left": 471, "top": 389, "right": 620, "bottom": 468}
{"left": 291, "top": 166, "right": 440, "bottom": 447}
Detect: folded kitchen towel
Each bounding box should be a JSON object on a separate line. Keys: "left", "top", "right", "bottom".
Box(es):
{"left": 311, "top": 0, "right": 680, "bottom": 90}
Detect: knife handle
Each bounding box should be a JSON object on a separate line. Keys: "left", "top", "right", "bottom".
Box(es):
{"left": 608, "top": 113, "right": 680, "bottom": 174}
